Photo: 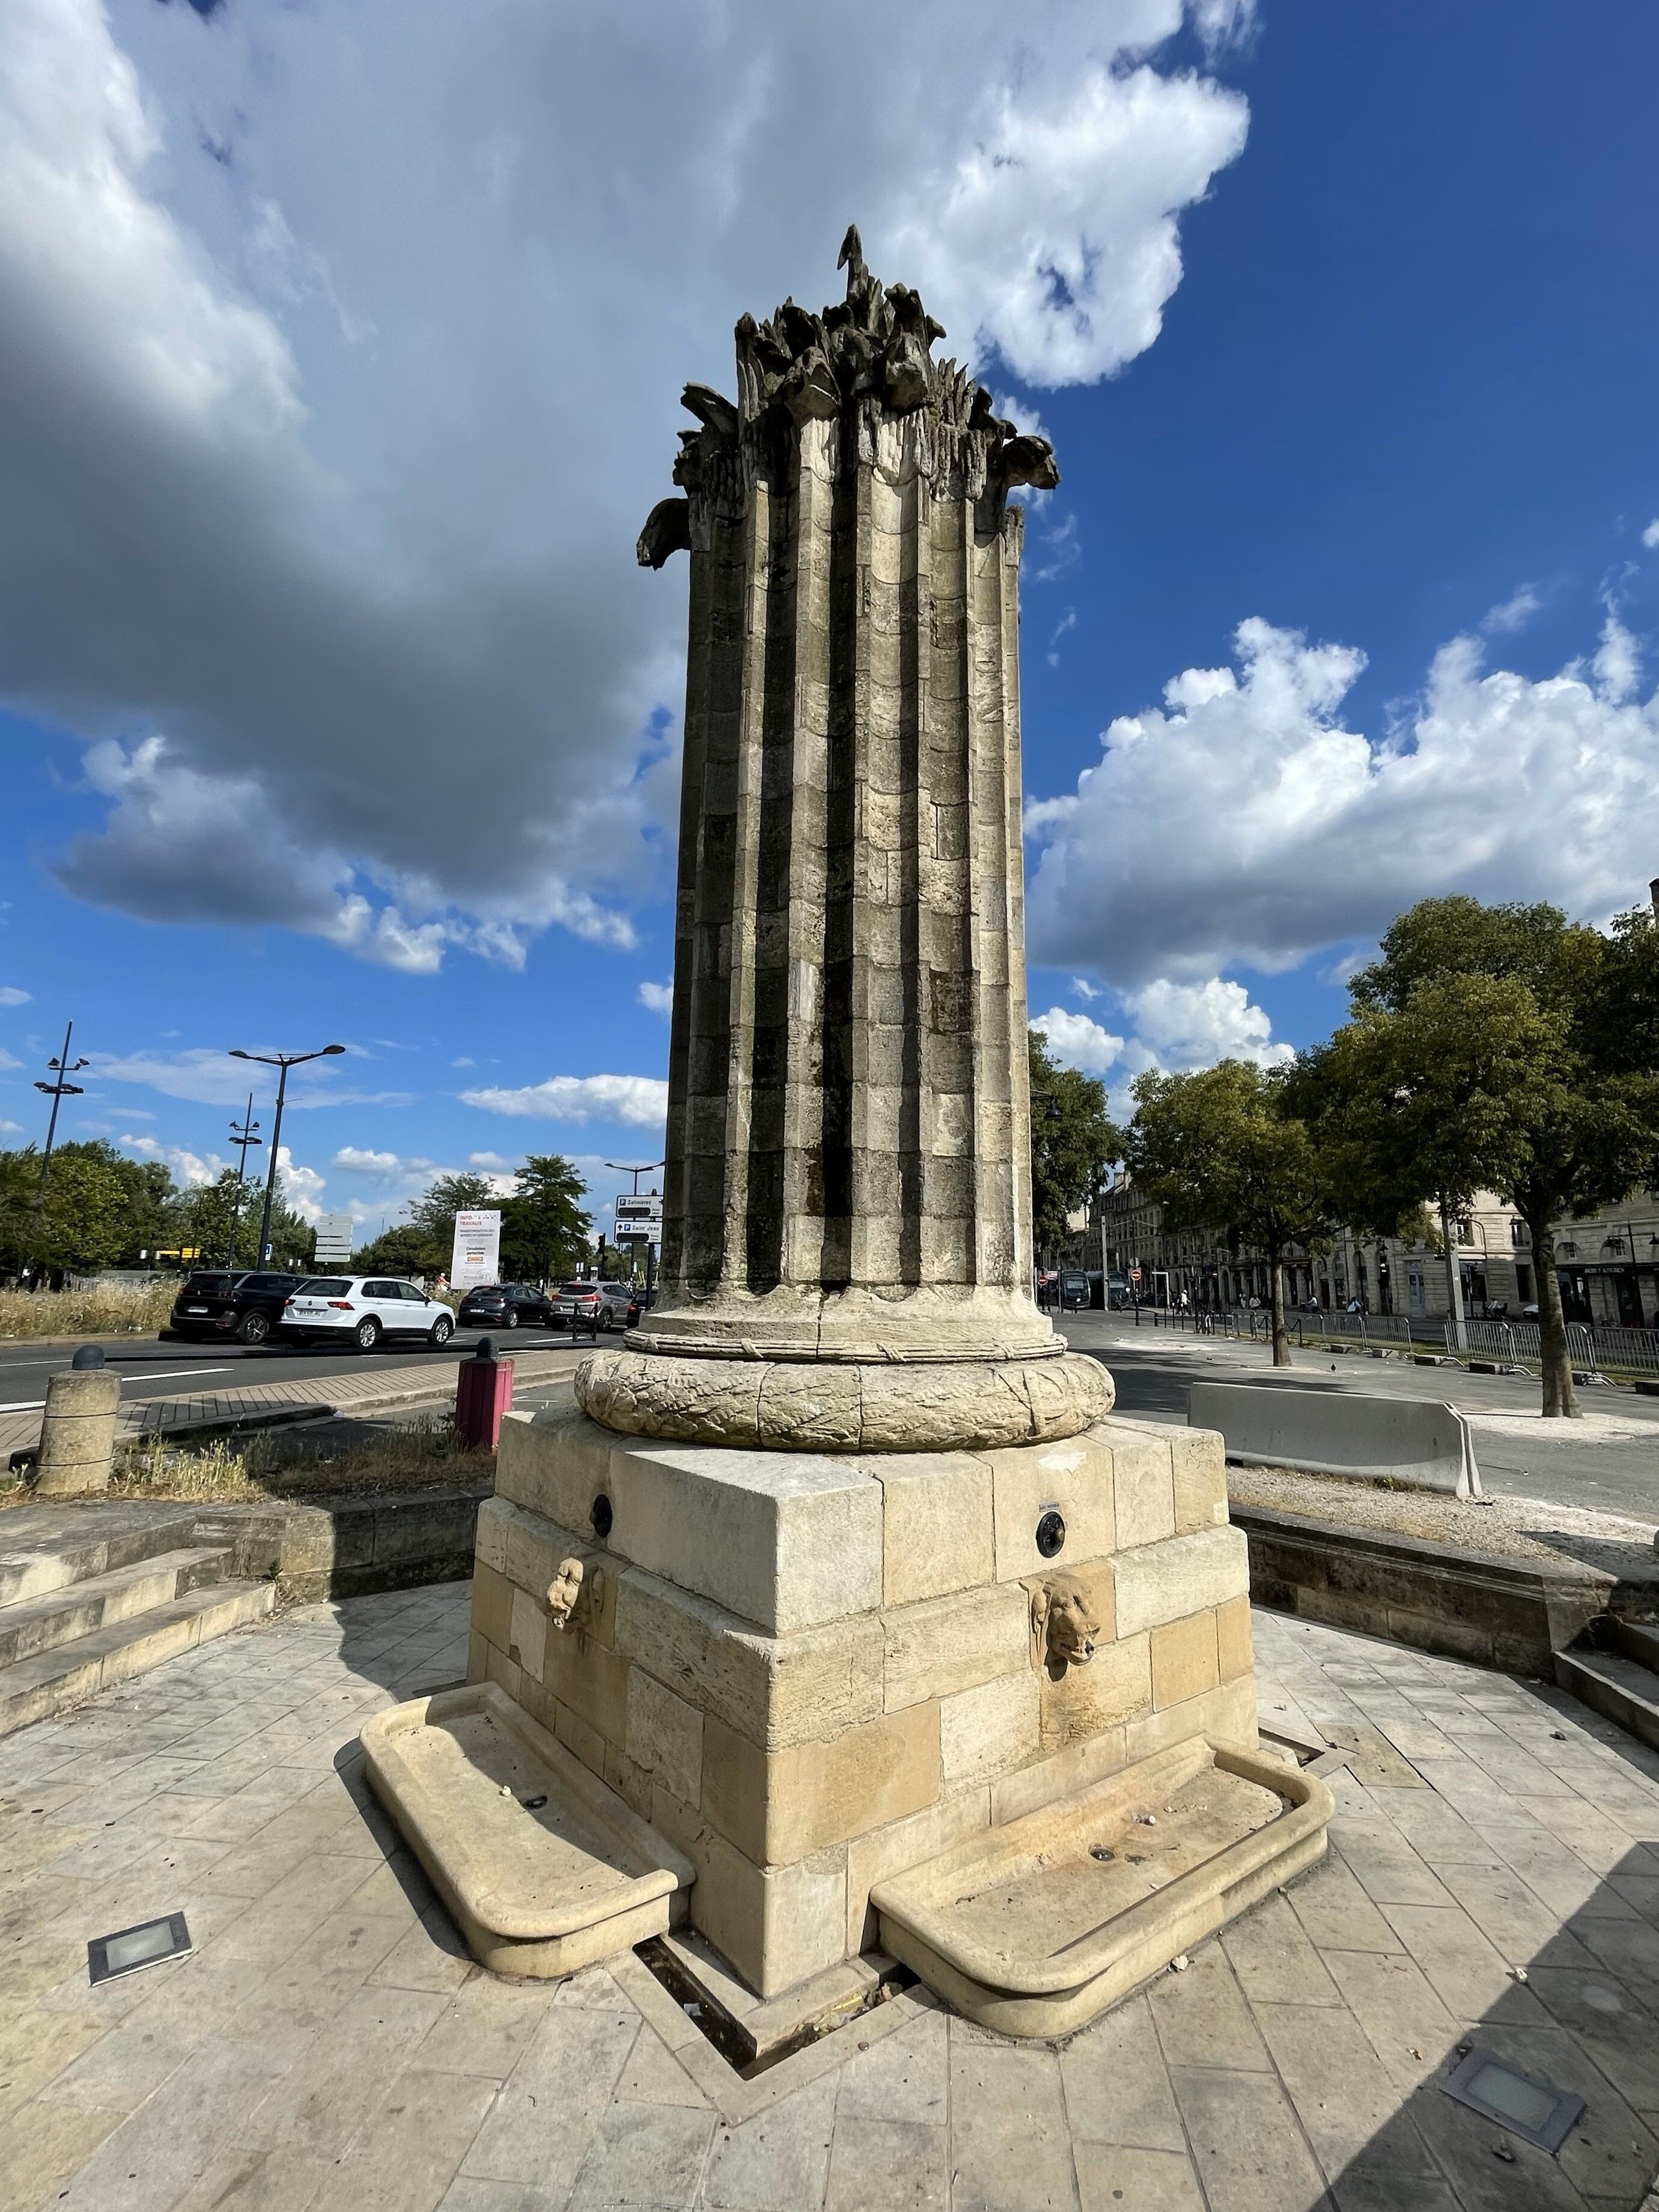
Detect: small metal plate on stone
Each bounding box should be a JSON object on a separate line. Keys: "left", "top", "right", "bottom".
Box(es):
{"left": 87, "top": 1912, "right": 192, "bottom": 1985}
{"left": 1035, "top": 1508, "right": 1066, "bottom": 1559}
{"left": 591, "top": 1493, "right": 613, "bottom": 1541}
{"left": 1441, "top": 2046, "right": 1584, "bottom": 2153}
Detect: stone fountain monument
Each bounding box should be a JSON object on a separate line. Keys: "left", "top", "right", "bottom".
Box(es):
{"left": 363, "top": 233, "right": 1330, "bottom": 2041}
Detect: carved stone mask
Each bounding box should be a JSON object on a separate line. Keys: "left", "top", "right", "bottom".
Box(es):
{"left": 546, "top": 1558, "right": 585, "bottom": 1630}
{"left": 1033, "top": 1572, "right": 1101, "bottom": 1673}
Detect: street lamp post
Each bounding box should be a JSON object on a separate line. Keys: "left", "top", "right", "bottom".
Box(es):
{"left": 28, "top": 1020, "right": 89, "bottom": 1284}
{"left": 225, "top": 1094, "right": 263, "bottom": 1267}
{"left": 228, "top": 1045, "right": 346, "bottom": 1266}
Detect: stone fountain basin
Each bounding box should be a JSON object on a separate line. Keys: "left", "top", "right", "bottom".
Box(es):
{"left": 872, "top": 1736, "right": 1333, "bottom": 2039}
{"left": 361, "top": 1682, "right": 693, "bottom": 1978}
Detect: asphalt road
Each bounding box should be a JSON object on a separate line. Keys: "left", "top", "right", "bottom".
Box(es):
{"left": 0, "top": 1323, "right": 598, "bottom": 1413}
{"left": 1059, "top": 1313, "right": 1659, "bottom": 1525}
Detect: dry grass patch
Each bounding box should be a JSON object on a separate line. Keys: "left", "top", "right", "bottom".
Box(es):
{"left": 108, "top": 1412, "right": 495, "bottom": 1505}
{"left": 0, "top": 1282, "right": 174, "bottom": 1341}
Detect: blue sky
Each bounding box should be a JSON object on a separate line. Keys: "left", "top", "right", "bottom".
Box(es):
{"left": 2, "top": 0, "right": 1657, "bottom": 1238}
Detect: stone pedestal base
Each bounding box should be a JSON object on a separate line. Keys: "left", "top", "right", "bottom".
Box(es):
{"left": 574, "top": 1344, "right": 1115, "bottom": 1452}
{"left": 463, "top": 1402, "right": 1265, "bottom": 2001}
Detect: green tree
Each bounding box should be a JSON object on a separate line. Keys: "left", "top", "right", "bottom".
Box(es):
{"left": 1027, "top": 1031, "right": 1121, "bottom": 1259}
{"left": 1294, "top": 973, "right": 1548, "bottom": 1335}
{"left": 407, "top": 1172, "right": 500, "bottom": 1276}
{"left": 1339, "top": 897, "right": 1659, "bottom": 1417}
{"left": 1127, "top": 1061, "right": 1338, "bottom": 1367}
{"left": 26, "top": 1143, "right": 138, "bottom": 1277}
{"left": 349, "top": 1223, "right": 436, "bottom": 1278}
{"left": 501, "top": 1156, "right": 591, "bottom": 1284}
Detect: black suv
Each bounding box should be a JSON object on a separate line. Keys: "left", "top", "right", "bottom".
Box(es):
{"left": 166, "top": 1270, "right": 305, "bottom": 1346}
{"left": 456, "top": 1282, "right": 556, "bottom": 1330}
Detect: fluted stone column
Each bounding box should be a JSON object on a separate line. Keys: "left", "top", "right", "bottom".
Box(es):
{"left": 577, "top": 234, "right": 1112, "bottom": 1452}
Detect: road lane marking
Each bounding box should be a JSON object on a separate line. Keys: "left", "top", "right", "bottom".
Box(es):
{"left": 123, "top": 1368, "right": 234, "bottom": 1383}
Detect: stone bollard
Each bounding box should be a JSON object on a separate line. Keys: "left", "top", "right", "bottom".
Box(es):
{"left": 454, "top": 1337, "right": 514, "bottom": 1452}
{"left": 34, "top": 1345, "right": 123, "bottom": 1498}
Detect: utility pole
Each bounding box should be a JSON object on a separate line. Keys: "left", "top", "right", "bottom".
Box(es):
{"left": 27, "top": 1020, "right": 88, "bottom": 1284}
{"left": 1439, "top": 1192, "right": 1469, "bottom": 1352}
{"left": 225, "top": 1094, "right": 262, "bottom": 1267}
{"left": 228, "top": 1043, "right": 346, "bottom": 1266}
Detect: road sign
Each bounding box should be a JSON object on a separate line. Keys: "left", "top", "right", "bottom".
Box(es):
{"left": 613, "top": 1192, "right": 663, "bottom": 1243}
{"left": 451, "top": 1209, "right": 502, "bottom": 1289}
{"left": 314, "top": 1213, "right": 354, "bottom": 1266}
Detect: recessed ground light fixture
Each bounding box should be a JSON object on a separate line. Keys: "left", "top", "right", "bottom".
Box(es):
{"left": 87, "top": 1912, "right": 192, "bottom": 1985}
{"left": 1441, "top": 2046, "right": 1584, "bottom": 2154}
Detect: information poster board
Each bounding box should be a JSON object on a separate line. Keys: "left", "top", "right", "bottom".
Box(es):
{"left": 451, "top": 1209, "right": 502, "bottom": 1289}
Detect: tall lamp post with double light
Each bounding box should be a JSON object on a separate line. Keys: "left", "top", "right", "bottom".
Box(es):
{"left": 27, "top": 1020, "right": 90, "bottom": 1284}
{"left": 225, "top": 1095, "right": 263, "bottom": 1267}
{"left": 228, "top": 1045, "right": 345, "bottom": 1267}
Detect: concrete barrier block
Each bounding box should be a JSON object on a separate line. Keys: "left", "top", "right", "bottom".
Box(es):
{"left": 1187, "top": 1381, "right": 1481, "bottom": 1499}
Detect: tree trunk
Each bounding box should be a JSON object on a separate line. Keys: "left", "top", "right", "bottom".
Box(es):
{"left": 1527, "top": 1201, "right": 1579, "bottom": 1419}
{"left": 1268, "top": 1234, "right": 1291, "bottom": 1367}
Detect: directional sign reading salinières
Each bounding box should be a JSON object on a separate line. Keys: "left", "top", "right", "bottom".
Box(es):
{"left": 613, "top": 1193, "right": 663, "bottom": 1243}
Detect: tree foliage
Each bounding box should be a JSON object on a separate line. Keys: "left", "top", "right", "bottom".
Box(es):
{"left": 501, "top": 1156, "right": 591, "bottom": 1283}
{"left": 0, "top": 1144, "right": 312, "bottom": 1280}
{"left": 1027, "top": 1031, "right": 1121, "bottom": 1257}
{"left": 1126, "top": 1061, "right": 1338, "bottom": 1366}
{"left": 352, "top": 1158, "right": 593, "bottom": 1284}
{"left": 1322, "top": 896, "right": 1659, "bottom": 1416}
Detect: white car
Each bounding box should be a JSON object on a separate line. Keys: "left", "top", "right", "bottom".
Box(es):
{"left": 280, "top": 1276, "right": 455, "bottom": 1353}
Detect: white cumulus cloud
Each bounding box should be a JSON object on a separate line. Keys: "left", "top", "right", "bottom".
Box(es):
{"left": 1643, "top": 519, "right": 1659, "bottom": 550}
{"left": 1030, "top": 1008, "right": 1124, "bottom": 1074}
{"left": 1122, "top": 977, "right": 1292, "bottom": 1067}
{"left": 462, "top": 1074, "right": 670, "bottom": 1129}
{"left": 0, "top": 987, "right": 31, "bottom": 1006}
{"left": 0, "top": 0, "right": 1250, "bottom": 971}
{"left": 1026, "top": 609, "right": 1659, "bottom": 989}
{"left": 637, "top": 981, "right": 674, "bottom": 1015}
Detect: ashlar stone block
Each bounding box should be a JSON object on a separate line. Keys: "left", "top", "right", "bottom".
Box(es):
{"left": 882, "top": 1582, "right": 1029, "bottom": 1713}
{"left": 627, "top": 1668, "right": 704, "bottom": 1808}
{"left": 977, "top": 1429, "right": 1115, "bottom": 1582}
{"left": 1038, "top": 1632, "right": 1151, "bottom": 1755}
{"left": 1112, "top": 1526, "right": 1250, "bottom": 1640}
{"left": 1149, "top": 1610, "right": 1221, "bottom": 1711}
{"left": 1216, "top": 1593, "right": 1254, "bottom": 1683}
{"left": 939, "top": 1670, "right": 1041, "bottom": 1788}
{"left": 874, "top": 1454, "right": 994, "bottom": 1605}
{"left": 844, "top": 1784, "right": 991, "bottom": 1955}
{"left": 613, "top": 1566, "right": 883, "bottom": 1750}
{"left": 700, "top": 1702, "right": 941, "bottom": 1865}
{"left": 501, "top": 1407, "right": 884, "bottom": 1634}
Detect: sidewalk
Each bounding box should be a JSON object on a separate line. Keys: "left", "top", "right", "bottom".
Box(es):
{"left": 0, "top": 1348, "right": 588, "bottom": 1466}
{"left": 2, "top": 1586, "right": 1657, "bottom": 2211}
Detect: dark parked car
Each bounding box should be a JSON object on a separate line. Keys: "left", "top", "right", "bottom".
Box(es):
{"left": 457, "top": 1282, "right": 556, "bottom": 1330}
{"left": 166, "top": 1270, "right": 305, "bottom": 1346}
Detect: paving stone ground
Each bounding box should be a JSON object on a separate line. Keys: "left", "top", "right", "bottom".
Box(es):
{"left": 3, "top": 1586, "right": 1658, "bottom": 2212}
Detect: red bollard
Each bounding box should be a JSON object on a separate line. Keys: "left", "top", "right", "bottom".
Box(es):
{"left": 455, "top": 1336, "right": 514, "bottom": 1451}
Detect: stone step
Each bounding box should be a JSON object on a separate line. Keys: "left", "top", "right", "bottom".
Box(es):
{"left": 0, "top": 1510, "right": 206, "bottom": 1608}
{"left": 0, "top": 1579, "right": 276, "bottom": 1737}
{"left": 0, "top": 1546, "right": 236, "bottom": 1668}
{"left": 1556, "top": 1644, "right": 1659, "bottom": 1758}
